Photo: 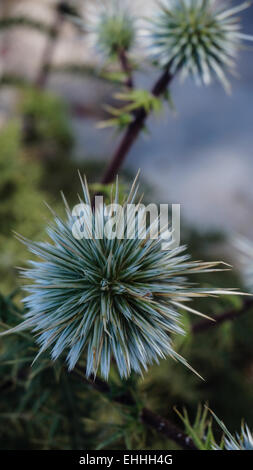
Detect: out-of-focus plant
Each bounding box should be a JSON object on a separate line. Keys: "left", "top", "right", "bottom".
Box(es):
{"left": 20, "top": 88, "right": 73, "bottom": 155}
{"left": 68, "top": 0, "right": 140, "bottom": 88}
{"left": 98, "top": 89, "right": 164, "bottom": 130}
{"left": 85, "top": 0, "right": 137, "bottom": 60}
{"left": 76, "top": 0, "right": 253, "bottom": 184}
{"left": 0, "top": 123, "right": 56, "bottom": 293}
{"left": 18, "top": 86, "right": 126, "bottom": 201}
{"left": 147, "top": 0, "right": 253, "bottom": 93}
{"left": 234, "top": 236, "right": 253, "bottom": 293}
{"left": 0, "top": 1, "right": 82, "bottom": 89}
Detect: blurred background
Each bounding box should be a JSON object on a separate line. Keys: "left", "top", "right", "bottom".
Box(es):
{"left": 0, "top": 0, "right": 253, "bottom": 450}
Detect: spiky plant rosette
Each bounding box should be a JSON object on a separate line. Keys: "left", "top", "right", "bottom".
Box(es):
{"left": 83, "top": 0, "right": 137, "bottom": 59}
{"left": 0, "top": 176, "right": 245, "bottom": 380}
{"left": 146, "top": 0, "right": 253, "bottom": 91}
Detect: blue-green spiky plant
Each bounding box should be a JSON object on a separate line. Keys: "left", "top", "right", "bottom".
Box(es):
{"left": 211, "top": 411, "right": 253, "bottom": 450}
{"left": 0, "top": 176, "right": 245, "bottom": 380}
{"left": 85, "top": 0, "right": 137, "bottom": 59}
{"left": 220, "top": 424, "right": 253, "bottom": 450}
{"left": 147, "top": 0, "right": 253, "bottom": 92}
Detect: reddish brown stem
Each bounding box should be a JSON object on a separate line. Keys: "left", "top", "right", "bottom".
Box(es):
{"left": 192, "top": 298, "right": 253, "bottom": 335}
{"left": 101, "top": 68, "right": 174, "bottom": 185}
{"left": 118, "top": 48, "right": 134, "bottom": 89}
{"left": 141, "top": 408, "right": 197, "bottom": 450}
{"left": 79, "top": 370, "right": 197, "bottom": 450}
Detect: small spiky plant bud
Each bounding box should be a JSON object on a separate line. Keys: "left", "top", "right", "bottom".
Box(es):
{"left": 85, "top": 0, "right": 137, "bottom": 58}
{"left": 0, "top": 176, "right": 244, "bottom": 380}
{"left": 210, "top": 411, "right": 253, "bottom": 450}
{"left": 147, "top": 0, "right": 253, "bottom": 92}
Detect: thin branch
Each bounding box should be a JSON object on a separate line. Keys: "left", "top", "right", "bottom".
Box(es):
{"left": 118, "top": 48, "right": 134, "bottom": 89}
{"left": 192, "top": 298, "right": 253, "bottom": 335}
{"left": 77, "top": 370, "right": 197, "bottom": 450}
{"left": 141, "top": 408, "right": 197, "bottom": 450}
{"left": 101, "top": 68, "right": 174, "bottom": 185}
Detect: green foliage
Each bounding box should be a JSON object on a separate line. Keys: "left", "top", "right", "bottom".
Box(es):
{"left": 0, "top": 123, "right": 54, "bottom": 292}
{"left": 0, "top": 292, "right": 147, "bottom": 450}
{"left": 18, "top": 87, "right": 78, "bottom": 199}
{"left": 94, "top": 4, "right": 136, "bottom": 59}
{"left": 20, "top": 88, "right": 74, "bottom": 155}
{"left": 17, "top": 87, "right": 135, "bottom": 202}
{"left": 0, "top": 74, "right": 28, "bottom": 89}
{"left": 99, "top": 90, "right": 163, "bottom": 130}
{"left": 114, "top": 90, "right": 162, "bottom": 114}
{"left": 98, "top": 110, "right": 133, "bottom": 131}
{"left": 175, "top": 405, "right": 216, "bottom": 450}
{"left": 0, "top": 291, "right": 98, "bottom": 449}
